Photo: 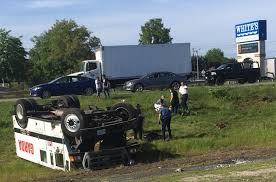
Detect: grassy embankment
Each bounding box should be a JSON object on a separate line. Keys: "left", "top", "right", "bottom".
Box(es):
{"left": 1, "top": 84, "right": 276, "bottom": 181}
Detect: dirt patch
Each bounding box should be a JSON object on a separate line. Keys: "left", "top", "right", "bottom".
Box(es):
{"left": 36, "top": 147, "right": 276, "bottom": 182}
{"left": 235, "top": 95, "right": 274, "bottom": 111}
{"left": 181, "top": 167, "right": 276, "bottom": 182}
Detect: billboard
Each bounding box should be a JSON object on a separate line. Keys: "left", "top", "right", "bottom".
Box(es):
{"left": 235, "top": 20, "right": 267, "bottom": 43}
{"left": 238, "top": 42, "right": 258, "bottom": 54}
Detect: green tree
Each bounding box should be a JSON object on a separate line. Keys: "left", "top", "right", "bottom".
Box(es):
{"left": 139, "top": 18, "right": 173, "bottom": 44}
{"left": 28, "top": 19, "right": 101, "bottom": 85}
{"left": 0, "top": 29, "right": 27, "bottom": 83}
{"left": 204, "top": 48, "right": 236, "bottom": 69}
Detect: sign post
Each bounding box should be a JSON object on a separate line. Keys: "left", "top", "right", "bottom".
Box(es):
{"left": 235, "top": 20, "right": 267, "bottom": 66}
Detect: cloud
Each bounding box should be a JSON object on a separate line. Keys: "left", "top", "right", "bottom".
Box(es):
{"left": 26, "top": 0, "right": 80, "bottom": 9}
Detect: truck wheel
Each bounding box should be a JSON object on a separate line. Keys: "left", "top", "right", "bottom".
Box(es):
{"left": 216, "top": 76, "right": 225, "bottom": 85}
{"left": 171, "top": 81, "right": 180, "bottom": 90}
{"left": 248, "top": 77, "right": 257, "bottom": 83}
{"left": 41, "top": 90, "right": 51, "bottom": 99}
{"left": 15, "top": 99, "right": 32, "bottom": 128}
{"left": 84, "top": 87, "right": 93, "bottom": 96}
{"left": 68, "top": 95, "right": 80, "bottom": 108}
{"left": 111, "top": 103, "right": 137, "bottom": 121}
{"left": 61, "top": 108, "right": 84, "bottom": 137}
{"left": 238, "top": 79, "right": 247, "bottom": 84}
{"left": 206, "top": 80, "right": 215, "bottom": 86}
{"left": 134, "top": 84, "right": 144, "bottom": 92}
{"left": 25, "top": 98, "right": 38, "bottom": 111}
{"left": 57, "top": 95, "right": 80, "bottom": 108}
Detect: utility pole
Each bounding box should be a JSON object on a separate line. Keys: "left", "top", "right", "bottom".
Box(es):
{"left": 192, "top": 48, "right": 200, "bottom": 80}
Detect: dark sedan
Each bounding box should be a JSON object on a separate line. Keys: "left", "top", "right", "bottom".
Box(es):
{"left": 30, "top": 75, "right": 96, "bottom": 98}
{"left": 124, "top": 72, "right": 187, "bottom": 92}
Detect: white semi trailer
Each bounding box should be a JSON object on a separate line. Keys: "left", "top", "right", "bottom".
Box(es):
{"left": 261, "top": 58, "right": 276, "bottom": 80}
{"left": 72, "top": 43, "right": 192, "bottom": 85}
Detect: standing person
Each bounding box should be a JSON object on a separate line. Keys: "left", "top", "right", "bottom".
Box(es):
{"left": 158, "top": 100, "right": 172, "bottom": 141}
{"left": 102, "top": 75, "right": 110, "bottom": 98}
{"left": 179, "top": 82, "right": 189, "bottom": 115}
{"left": 170, "top": 88, "right": 179, "bottom": 114}
{"left": 95, "top": 76, "right": 102, "bottom": 98}
{"left": 154, "top": 95, "right": 166, "bottom": 112}
{"left": 133, "top": 104, "right": 144, "bottom": 140}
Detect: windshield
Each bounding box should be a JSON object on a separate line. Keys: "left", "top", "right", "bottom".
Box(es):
{"left": 216, "top": 64, "right": 227, "bottom": 70}
{"left": 49, "top": 77, "right": 62, "bottom": 84}
{"left": 80, "top": 62, "right": 85, "bottom": 72}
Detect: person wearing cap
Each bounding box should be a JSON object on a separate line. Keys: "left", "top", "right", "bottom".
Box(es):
{"left": 179, "top": 82, "right": 189, "bottom": 114}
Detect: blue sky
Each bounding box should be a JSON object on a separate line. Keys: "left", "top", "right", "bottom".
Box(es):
{"left": 0, "top": 0, "right": 275, "bottom": 57}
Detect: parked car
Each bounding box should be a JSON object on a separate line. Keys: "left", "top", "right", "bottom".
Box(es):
{"left": 30, "top": 75, "right": 96, "bottom": 98}
{"left": 205, "top": 62, "right": 260, "bottom": 85}
{"left": 124, "top": 72, "right": 187, "bottom": 92}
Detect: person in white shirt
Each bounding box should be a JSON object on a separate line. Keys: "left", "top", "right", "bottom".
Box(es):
{"left": 95, "top": 77, "right": 102, "bottom": 97}
{"left": 179, "top": 82, "right": 189, "bottom": 114}
{"left": 154, "top": 95, "right": 166, "bottom": 112}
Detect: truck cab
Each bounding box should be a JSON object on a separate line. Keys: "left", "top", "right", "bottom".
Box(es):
{"left": 69, "top": 60, "right": 102, "bottom": 79}
{"left": 81, "top": 60, "right": 102, "bottom": 79}
{"left": 205, "top": 62, "right": 260, "bottom": 85}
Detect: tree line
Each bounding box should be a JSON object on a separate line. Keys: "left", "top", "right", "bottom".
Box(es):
{"left": 0, "top": 18, "right": 235, "bottom": 87}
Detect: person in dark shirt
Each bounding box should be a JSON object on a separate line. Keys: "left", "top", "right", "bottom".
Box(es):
{"left": 170, "top": 88, "right": 179, "bottom": 114}
{"left": 133, "top": 104, "right": 144, "bottom": 140}
{"left": 158, "top": 100, "right": 172, "bottom": 141}
{"left": 102, "top": 75, "right": 110, "bottom": 98}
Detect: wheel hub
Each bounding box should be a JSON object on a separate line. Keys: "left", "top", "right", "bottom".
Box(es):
{"left": 16, "top": 104, "right": 24, "bottom": 120}
{"left": 64, "top": 114, "right": 80, "bottom": 132}
{"left": 116, "top": 107, "right": 129, "bottom": 121}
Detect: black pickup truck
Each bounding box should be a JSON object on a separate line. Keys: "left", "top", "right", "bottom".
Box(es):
{"left": 205, "top": 62, "right": 260, "bottom": 85}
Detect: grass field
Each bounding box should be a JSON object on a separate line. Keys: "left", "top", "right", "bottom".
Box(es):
{"left": 1, "top": 84, "right": 276, "bottom": 181}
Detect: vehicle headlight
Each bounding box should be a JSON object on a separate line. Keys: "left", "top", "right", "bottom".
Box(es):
{"left": 211, "top": 72, "right": 216, "bottom": 76}
{"left": 126, "top": 82, "right": 133, "bottom": 87}
{"left": 33, "top": 87, "right": 41, "bottom": 91}
{"left": 129, "top": 148, "right": 137, "bottom": 153}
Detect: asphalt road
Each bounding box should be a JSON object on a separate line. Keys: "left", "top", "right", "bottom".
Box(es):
{"left": 0, "top": 81, "right": 275, "bottom": 103}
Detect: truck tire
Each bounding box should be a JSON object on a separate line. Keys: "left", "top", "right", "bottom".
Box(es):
{"left": 15, "top": 99, "right": 32, "bottom": 128}
{"left": 206, "top": 80, "right": 215, "bottom": 86}
{"left": 68, "top": 95, "right": 80, "bottom": 108}
{"left": 171, "top": 81, "right": 180, "bottom": 90}
{"left": 41, "top": 90, "right": 51, "bottom": 99}
{"left": 61, "top": 108, "right": 84, "bottom": 137}
{"left": 238, "top": 79, "right": 247, "bottom": 84}
{"left": 25, "top": 98, "right": 38, "bottom": 111}
{"left": 84, "top": 87, "right": 94, "bottom": 96}
{"left": 248, "top": 77, "right": 257, "bottom": 83}
{"left": 216, "top": 76, "right": 225, "bottom": 85}
{"left": 110, "top": 103, "right": 137, "bottom": 121}
{"left": 134, "top": 84, "right": 144, "bottom": 92}
{"left": 57, "top": 95, "right": 80, "bottom": 108}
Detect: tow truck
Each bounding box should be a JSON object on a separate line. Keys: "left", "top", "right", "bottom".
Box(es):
{"left": 13, "top": 95, "right": 140, "bottom": 171}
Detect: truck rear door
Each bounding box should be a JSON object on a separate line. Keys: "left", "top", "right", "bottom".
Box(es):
{"left": 233, "top": 64, "right": 245, "bottom": 79}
